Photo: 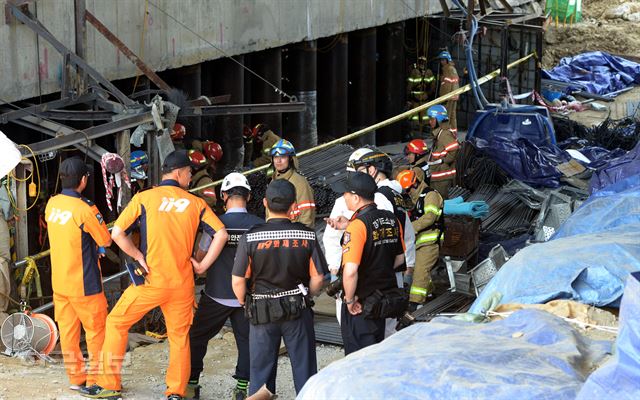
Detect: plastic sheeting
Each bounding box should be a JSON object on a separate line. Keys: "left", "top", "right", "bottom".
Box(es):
{"left": 578, "top": 272, "right": 640, "bottom": 399}
{"left": 466, "top": 105, "right": 557, "bottom": 146}
{"left": 469, "top": 136, "right": 570, "bottom": 188}
{"left": 298, "top": 309, "right": 610, "bottom": 400}
{"left": 555, "top": 174, "right": 640, "bottom": 239}
{"left": 542, "top": 51, "right": 640, "bottom": 95}
{"left": 471, "top": 174, "right": 640, "bottom": 313}
{"left": 589, "top": 141, "right": 640, "bottom": 193}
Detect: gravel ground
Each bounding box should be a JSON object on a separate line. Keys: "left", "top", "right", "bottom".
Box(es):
{"left": 0, "top": 327, "right": 344, "bottom": 400}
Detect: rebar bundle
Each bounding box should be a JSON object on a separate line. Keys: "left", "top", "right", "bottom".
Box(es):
{"left": 553, "top": 115, "right": 640, "bottom": 151}
{"left": 467, "top": 184, "right": 539, "bottom": 237}
{"left": 456, "top": 141, "right": 511, "bottom": 192}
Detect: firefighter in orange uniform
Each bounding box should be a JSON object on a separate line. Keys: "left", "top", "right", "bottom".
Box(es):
{"left": 81, "top": 150, "right": 228, "bottom": 400}
{"left": 46, "top": 157, "right": 112, "bottom": 392}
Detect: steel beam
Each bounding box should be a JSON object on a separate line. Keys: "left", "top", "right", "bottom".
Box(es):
{"left": 22, "top": 112, "right": 153, "bottom": 156}
{"left": 179, "top": 102, "right": 306, "bottom": 117}
{"left": 11, "top": 115, "right": 108, "bottom": 162}
{"left": 84, "top": 10, "right": 171, "bottom": 92}
{"left": 39, "top": 109, "right": 115, "bottom": 121}
{"left": 8, "top": 3, "right": 134, "bottom": 106}
{"left": 0, "top": 93, "right": 95, "bottom": 123}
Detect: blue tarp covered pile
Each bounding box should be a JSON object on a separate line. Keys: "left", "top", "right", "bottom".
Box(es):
{"left": 298, "top": 309, "right": 610, "bottom": 400}
{"left": 468, "top": 136, "right": 570, "bottom": 188}
{"left": 589, "top": 140, "right": 640, "bottom": 193}
{"left": 471, "top": 174, "right": 640, "bottom": 313}
{"left": 542, "top": 51, "right": 640, "bottom": 95}
{"left": 577, "top": 272, "right": 640, "bottom": 399}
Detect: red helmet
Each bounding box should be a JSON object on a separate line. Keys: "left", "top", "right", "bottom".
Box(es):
{"left": 203, "top": 141, "right": 223, "bottom": 162}
{"left": 188, "top": 149, "right": 208, "bottom": 168}
{"left": 405, "top": 139, "right": 428, "bottom": 156}
{"left": 171, "top": 123, "right": 186, "bottom": 140}
{"left": 397, "top": 169, "right": 417, "bottom": 190}
{"left": 252, "top": 123, "right": 270, "bottom": 141}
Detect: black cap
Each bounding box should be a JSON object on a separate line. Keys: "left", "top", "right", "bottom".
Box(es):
{"left": 60, "top": 157, "right": 88, "bottom": 186}
{"left": 332, "top": 172, "right": 377, "bottom": 200}
{"left": 162, "top": 150, "right": 191, "bottom": 173}
{"left": 266, "top": 179, "right": 296, "bottom": 208}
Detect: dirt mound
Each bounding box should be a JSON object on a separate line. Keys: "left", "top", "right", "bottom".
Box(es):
{"left": 543, "top": 0, "right": 640, "bottom": 68}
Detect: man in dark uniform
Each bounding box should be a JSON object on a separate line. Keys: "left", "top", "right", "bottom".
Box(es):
{"left": 334, "top": 172, "right": 406, "bottom": 355}
{"left": 187, "top": 173, "right": 263, "bottom": 400}
{"left": 232, "top": 180, "right": 328, "bottom": 397}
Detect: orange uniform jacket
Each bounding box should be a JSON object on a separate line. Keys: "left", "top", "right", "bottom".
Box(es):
{"left": 46, "top": 189, "right": 111, "bottom": 297}
{"left": 114, "top": 179, "right": 224, "bottom": 289}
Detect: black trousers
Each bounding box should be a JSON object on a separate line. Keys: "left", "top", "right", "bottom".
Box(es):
{"left": 248, "top": 308, "right": 317, "bottom": 395}
{"left": 189, "top": 293, "right": 250, "bottom": 381}
{"left": 340, "top": 303, "right": 385, "bottom": 355}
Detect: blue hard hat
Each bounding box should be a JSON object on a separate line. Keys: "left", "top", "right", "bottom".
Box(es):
{"left": 427, "top": 105, "right": 449, "bottom": 123}
{"left": 437, "top": 50, "right": 452, "bottom": 62}
{"left": 270, "top": 139, "right": 296, "bottom": 156}
{"left": 130, "top": 150, "right": 148, "bottom": 169}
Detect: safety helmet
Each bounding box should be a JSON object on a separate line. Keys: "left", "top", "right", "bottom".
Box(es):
{"left": 170, "top": 123, "right": 186, "bottom": 140}
{"left": 427, "top": 104, "right": 449, "bottom": 123}
{"left": 437, "top": 50, "right": 452, "bottom": 62}
{"left": 270, "top": 139, "right": 296, "bottom": 157}
{"left": 188, "top": 149, "right": 208, "bottom": 168}
{"left": 130, "top": 150, "right": 148, "bottom": 169}
{"left": 252, "top": 123, "right": 270, "bottom": 140}
{"left": 347, "top": 148, "right": 393, "bottom": 177}
{"left": 346, "top": 148, "right": 374, "bottom": 172}
{"left": 397, "top": 169, "right": 417, "bottom": 190}
{"left": 221, "top": 172, "right": 251, "bottom": 192}
{"left": 404, "top": 139, "right": 428, "bottom": 156}
{"left": 203, "top": 141, "right": 223, "bottom": 162}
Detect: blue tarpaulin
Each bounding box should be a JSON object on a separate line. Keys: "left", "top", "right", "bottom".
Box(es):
{"left": 542, "top": 51, "right": 640, "bottom": 95}
{"left": 468, "top": 136, "right": 570, "bottom": 188}
{"left": 298, "top": 309, "right": 610, "bottom": 400}
{"left": 589, "top": 141, "right": 640, "bottom": 194}
{"left": 470, "top": 174, "right": 640, "bottom": 313}
{"left": 578, "top": 272, "right": 640, "bottom": 399}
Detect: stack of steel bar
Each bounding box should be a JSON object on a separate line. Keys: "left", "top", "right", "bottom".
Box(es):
{"left": 298, "top": 144, "right": 355, "bottom": 216}
{"left": 314, "top": 314, "right": 344, "bottom": 346}
{"left": 413, "top": 292, "right": 475, "bottom": 323}
{"left": 467, "top": 184, "right": 539, "bottom": 237}
{"left": 448, "top": 186, "right": 472, "bottom": 200}
{"left": 456, "top": 141, "right": 511, "bottom": 191}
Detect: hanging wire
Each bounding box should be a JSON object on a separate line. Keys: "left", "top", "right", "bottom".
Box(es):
{"left": 146, "top": 0, "right": 296, "bottom": 102}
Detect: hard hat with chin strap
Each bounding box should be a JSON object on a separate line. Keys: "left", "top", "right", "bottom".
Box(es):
{"left": 270, "top": 139, "right": 296, "bottom": 157}
{"left": 437, "top": 50, "right": 452, "bottom": 62}
{"left": 405, "top": 139, "right": 428, "bottom": 156}
{"left": 427, "top": 104, "right": 449, "bottom": 123}
{"left": 397, "top": 169, "right": 417, "bottom": 190}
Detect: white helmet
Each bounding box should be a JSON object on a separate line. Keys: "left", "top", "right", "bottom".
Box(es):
{"left": 346, "top": 148, "right": 374, "bottom": 172}
{"left": 221, "top": 172, "right": 251, "bottom": 192}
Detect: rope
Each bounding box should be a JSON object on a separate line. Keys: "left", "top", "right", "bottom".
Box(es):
{"left": 146, "top": 0, "right": 296, "bottom": 102}
{"left": 486, "top": 310, "right": 619, "bottom": 334}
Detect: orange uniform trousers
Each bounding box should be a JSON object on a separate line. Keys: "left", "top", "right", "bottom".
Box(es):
{"left": 53, "top": 292, "right": 107, "bottom": 386}
{"left": 96, "top": 285, "right": 194, "bottom": 397}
